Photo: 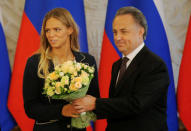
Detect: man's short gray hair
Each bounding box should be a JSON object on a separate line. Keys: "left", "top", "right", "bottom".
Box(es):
{"left": 114, "top": 6, "right": 148, "bottom": 40}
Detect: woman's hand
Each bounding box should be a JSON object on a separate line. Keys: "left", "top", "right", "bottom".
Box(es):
{"left": 61, "top": 104, "right": 79, "bottom": 118}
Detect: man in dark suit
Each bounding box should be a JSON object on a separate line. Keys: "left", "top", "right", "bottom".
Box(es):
{"left": 73, "top": 6, "right": 169, "bottom": 131}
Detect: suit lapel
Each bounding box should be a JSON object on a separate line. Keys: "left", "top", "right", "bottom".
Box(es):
{"left": 73, "top": 51, "right": 86, "bottom": 63}
{"left": 114, "top": 46, "right": 148, "bottom": 95}
{"left": 115, "top": 60, "right": 138, "bottom": 93}
{"left": 113, "top": 59, "right": 122, "bottom": 86}
{"left": 109, "top": 59, "right": 122, "bottom": 97}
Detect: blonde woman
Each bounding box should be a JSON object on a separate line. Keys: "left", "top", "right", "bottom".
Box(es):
{"left": 23, "top": 8, "right": 99, "bottom": 131}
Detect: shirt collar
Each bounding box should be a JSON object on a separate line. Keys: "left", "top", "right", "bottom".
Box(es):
{"left": 123, "top": 42, "right": 145, "bottom": 61}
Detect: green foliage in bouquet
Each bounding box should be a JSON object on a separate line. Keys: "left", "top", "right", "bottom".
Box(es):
{"left": 43, "top": 61, "right": 96, "bottom": 128}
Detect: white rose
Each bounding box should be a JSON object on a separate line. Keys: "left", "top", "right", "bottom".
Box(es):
{"left": 61, "top": 65, "right": 69, "bottom": 73}
{"left": 88, "top": 67, "right": 95, "bottom": 73}
{"left": 75, "top": 82, "right": 82, "bottom": 89}
{"left": 82, "top": 75, "right": 89, "bottom": 85}
{"left": 84, "top": 65, "right": 88, "bottom": 69}
{"left": 47, "top": 88, "right": 55, "bottom": 96}
{"left": 59, "top": 72, "right": 64, "bottom": 76}
{"left": 55, "top": 86, "right": 61, "bottom": 94}
{"left": 61, "top": 76, "right": 69, "bottom": 85}
{"left": 76, "top": 63, "right": 82, "bottom": 71}
{"left": 68, "top": 66, "right": 76, "bottom": 74}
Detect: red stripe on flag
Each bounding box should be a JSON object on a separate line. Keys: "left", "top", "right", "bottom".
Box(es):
{"left": 98, "top": 31, "right": 120, "bottom": 98}
{"left": 8, "top": 12, "right": 40, "bottom": 131}
{"left": 177, "top": 16, "right": 191, "bottom": 131}
{"left": 96, "top": 31, "right": 120, "bottom": 131}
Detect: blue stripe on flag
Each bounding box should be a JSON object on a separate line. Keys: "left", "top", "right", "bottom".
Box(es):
{"left": 104, "top": 0, "right": 178, "bottom": 131}
{"left": 0, "top": 21, "right": 16, "bottom": 131}
{"left": 24, "top": 0, "right": 88, "bottom": 52}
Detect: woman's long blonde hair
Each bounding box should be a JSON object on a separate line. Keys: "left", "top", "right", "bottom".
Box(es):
{"left": 37, "top": 8, "right": 80, "bottom": 78}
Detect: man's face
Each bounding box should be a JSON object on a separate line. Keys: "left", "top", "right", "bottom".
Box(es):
{"left": 113, "top": 14, "right": 144, "bottom": 55}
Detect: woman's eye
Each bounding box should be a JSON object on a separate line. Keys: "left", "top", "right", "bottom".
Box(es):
{"left": 45, "top": 29, "right": 50, "bottom": 33}
{"left": 55, "top": 28, "right": 61, "bottom": 32}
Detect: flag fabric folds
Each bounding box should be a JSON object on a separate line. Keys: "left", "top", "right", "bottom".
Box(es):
{"left": 177, "top": 15, "right": 191, "bottom": 131}
{"left": 0, "top": 11, "right": 16, "bottom": 131}
{"left": 97, "top": 0, "right": 178, "bottom": 131}
{"left": 7, "top": 0, "right": 88, "bottom": 131}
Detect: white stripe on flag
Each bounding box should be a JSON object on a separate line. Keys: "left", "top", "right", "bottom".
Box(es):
{"left": 153, "top": 0, "right": 181, "bottom": 88}
{"left": 0, "top": 8, "right": 4, "bottom": 25}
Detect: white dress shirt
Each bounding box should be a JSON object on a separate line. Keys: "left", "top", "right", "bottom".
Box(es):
{"left": 123, "top": 42, "right": 145, "bottom": 68}
{"left": 116, "top": 42, "right": 145, "bottom": 84}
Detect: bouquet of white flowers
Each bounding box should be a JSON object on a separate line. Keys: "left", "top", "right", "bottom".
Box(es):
{"left": 43, "top": 61, "right": 96, "bottom": 128}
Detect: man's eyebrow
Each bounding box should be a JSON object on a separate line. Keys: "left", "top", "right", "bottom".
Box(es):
{"left": 120, "top": 28, "right": 129, "bottom": 30}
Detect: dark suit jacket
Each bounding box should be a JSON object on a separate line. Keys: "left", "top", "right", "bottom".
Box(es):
{"left": 23, "top": 51, "right": 99, "bottom": 131}
{"left": 95, "top": 46, "right": 169, "bottom": 131}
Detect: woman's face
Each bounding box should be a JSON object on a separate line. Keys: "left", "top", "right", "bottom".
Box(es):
{"left": 45, "top": 17, "right": 73, "bottom": 49}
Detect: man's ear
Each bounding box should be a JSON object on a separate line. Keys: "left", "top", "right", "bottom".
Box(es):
{"left": 139, "top": 27, "right": 144, "bottom": 37}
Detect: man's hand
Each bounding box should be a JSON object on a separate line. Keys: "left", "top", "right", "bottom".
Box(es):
{"left": 72, "top": 95, "right": 96, "bottom": 113}
{"left": 61, "top": 104, "right": 79, "bottom": 118}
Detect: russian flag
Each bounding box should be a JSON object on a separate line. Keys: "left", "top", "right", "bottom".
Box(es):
{"left": 7, "top": 0, "right": 88, "bottom": 131}
{"left": 97, "top": 0, "right": 178, "bottom": 131}
{"left": 0, "top": 10, "right": 16, "bottom": 131}
{"left": 177, "top": 15, "right": 191, "bottom": 131}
